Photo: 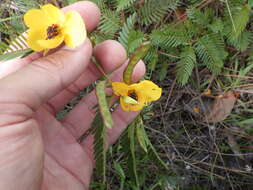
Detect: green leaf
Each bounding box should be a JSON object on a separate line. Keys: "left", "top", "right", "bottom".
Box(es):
{"left": 233, "top": 61, "right": 253, "bottom": 86}
{"left": 151, "top": 25, "right": 188, "bottom": 48}
{"left": 113, "top": 162, "right": 126, "bottom": 190}
{"left": 249, "top": 0, "right": 253, "bottom": 8}
{"left": 187, "top": 8, "right": 214, "bottom": 26}
{"left": 157, "top": 62, "right": 169, "bottom": 81}
{"left": 209, "top": 19, "right": 224, "bottom": 33}
{"left": 239, "top": 118, "right": 253, "bottom": 125}
{"left": 0, "top": 15, "right": 22, "bottom": 23}
{"left": 140, "top": 0, "right": 180, "bottom": 25}
{"left": 228, "top": 30, "right": 253, "bottom": 51}
{"left": 176, "top": 46, "right": 196, "bottom": 86}
{"left": 125, "top": 30, "right": 145, "bottom": 54}
{"left": 98, "top": 9, "right": 121, "bottom": 38}
{"left": 194, "top": 34, "right": 227, "bottom": 74}
{"left": 122, "top": 120, "right": 140, "bottom": 189}
{"left": 90, "top": 32, "right": 112, "bottom": 45}
{"left": 123, "top": 42, "right": 151, "bottom": 84}
{"left": 129, "top": 117, "right": 168, "bottom": 171}
{"left": 232, "top": 4, "right": 250, "bottom": 38}
{"left": 144, "top": 46, "right": 158, "bottom": 74}
{"left": 118, "top": 13, "right": 137, "bottom": 49}
{"left": 0, "top": 33, "right": 32, "bottom": 62}
{"left": 0, "top": 48, "right": 32, "bottom": 62}
{"left": 135, "top": 116, "right": 148, "bottom": 152}
{"left": 95, "top": 80, "right": 113, "bottom": 128}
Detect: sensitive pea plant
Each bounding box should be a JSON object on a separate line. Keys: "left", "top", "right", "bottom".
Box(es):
{"left": 2, "top": 0, "right": 253, "bottom": 189}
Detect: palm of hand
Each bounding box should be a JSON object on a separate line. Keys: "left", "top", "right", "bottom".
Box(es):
{"left": 34, "top": 106, "right": 93, "bottom": 190}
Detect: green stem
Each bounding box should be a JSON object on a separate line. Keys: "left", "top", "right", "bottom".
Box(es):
{"left": 92, "top": 56, "right": 112, "bottom": 84}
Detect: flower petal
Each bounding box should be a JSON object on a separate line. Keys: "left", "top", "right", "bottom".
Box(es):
{"left": 62, "top": 11, "right": 87, "bottom": 48}
{"left": 133, "top": 80, "right": 162, "bottom": 103}
{"left": 112, "top": 82, "right": 129, "bottom": 96}
{"left": 41, "top": 4, "right": 65, "bottom": 25}
{"left": 120, "top": 97, "right": 144, "bottom": 112}
{"left": 26, "top": 29, "right": 47, "bottom": 51}
{"left": 24, "top": 9, "right": 49, "bottom": 29}
{"left": 37, "top": 35, "right": 64, "bottom": 49}
{"left": 122, "top": 96, "right": 138, "bottom": 105}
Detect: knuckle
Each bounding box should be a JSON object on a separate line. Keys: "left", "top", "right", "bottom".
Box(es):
{"left": 30, "top": 58, "right": 66, "bottom": 90}
{"left": 40, "top": 55, "right": 65, "bottom": 70}
{"left": 66, "top": 83, "right": 83, "bottom": 96}
{"left": 0, "top": 101, "right": 34, "bottom": 127}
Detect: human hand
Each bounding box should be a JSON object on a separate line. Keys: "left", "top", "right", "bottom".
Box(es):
{"left": 0, "top": 1, "right": 145, "bottom": 190}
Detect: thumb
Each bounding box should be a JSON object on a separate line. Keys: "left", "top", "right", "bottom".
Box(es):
{"left": 0, "top": 39, "right": 92, "bottom": 125}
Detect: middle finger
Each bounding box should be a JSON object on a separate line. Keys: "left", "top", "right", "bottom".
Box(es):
{"left": 44, "top": 40, "right": 127, "bottom": 115}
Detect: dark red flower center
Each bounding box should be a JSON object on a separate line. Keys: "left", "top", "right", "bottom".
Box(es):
{"left": 128, "top": 90, "right": 138, "bottom": 101}
{"left": 46, "top": 24, "right": 59, "bottom": 39}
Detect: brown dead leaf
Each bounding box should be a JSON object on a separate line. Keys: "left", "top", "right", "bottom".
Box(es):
{"left": 206, "top": 91, "right": 237, "bottom": 123}
{"left": 202, "top": 89, "right": 212, "bottom": 96}
{"left": 185, "top": 91, "right": 237, "bottom": 123}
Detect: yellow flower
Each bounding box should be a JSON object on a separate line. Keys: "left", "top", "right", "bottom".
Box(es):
{"left": 193, "top": 106, "right": 200, "bottom": 113}
{"left": 112, "top": 80, "right": 162, "bottom": 111}
{"left": 24, "top": 4, "right": 86, "bottom": 51}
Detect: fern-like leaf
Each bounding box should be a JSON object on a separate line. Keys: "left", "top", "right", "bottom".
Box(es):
{"left": 90, "top": 32, "right": 112, "bottom": 45}
{"left": 140, "top": 0, "right": 180, "bottom": 25}
{"left": 0, "top": 33, "right": 32, "bottom": 61}
{"left": 98, "top": 9, "right": 120, "bottom": 38}
{"left": 228, "top": 30, "right": 253, "bottom": 51}
{"left": 194, "top": 34, "right": 227, "bottom": 74}
{"left": 13, "top": 0, "right": 39, "bottom": 12}
{"left": 88, "top": 0, "right": 106, "bottom": 10}
{"left": 156, "top": 54, "right": 170, "bottom": 81}
{"left": 0, "top": 49, "right": 32, "bottom": 61}
{"left": 232, "top": 4, "right": 250, "bottom": 38}
{"left": 176, "top": 46, "right": 196, "bottom": 86}
{"left": 118, "top": 13, "right": 137, "bottom": 47}
{"left": 187, "top": 7, "right": 214, "bottom": 26}
{"left": 151, "top": 24, "right": 188, "bottom": 48}
{"left": 116, "top": 0, "right": 137, "bottom": 11}
{"left": 125, "top": 30, "right": 145, "bottom": 54}
{"left": 224, "top": 4, "right": 250, "bottom": 40}
{"left": 208, "top": 19, "right": 224, "bottom": 33}
{"left": 143, "top": 46, "right": 158, "bottom": 74}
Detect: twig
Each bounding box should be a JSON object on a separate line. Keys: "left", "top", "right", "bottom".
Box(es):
{"left": 158, "top": 51, "right": 180, "bottom": 59}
